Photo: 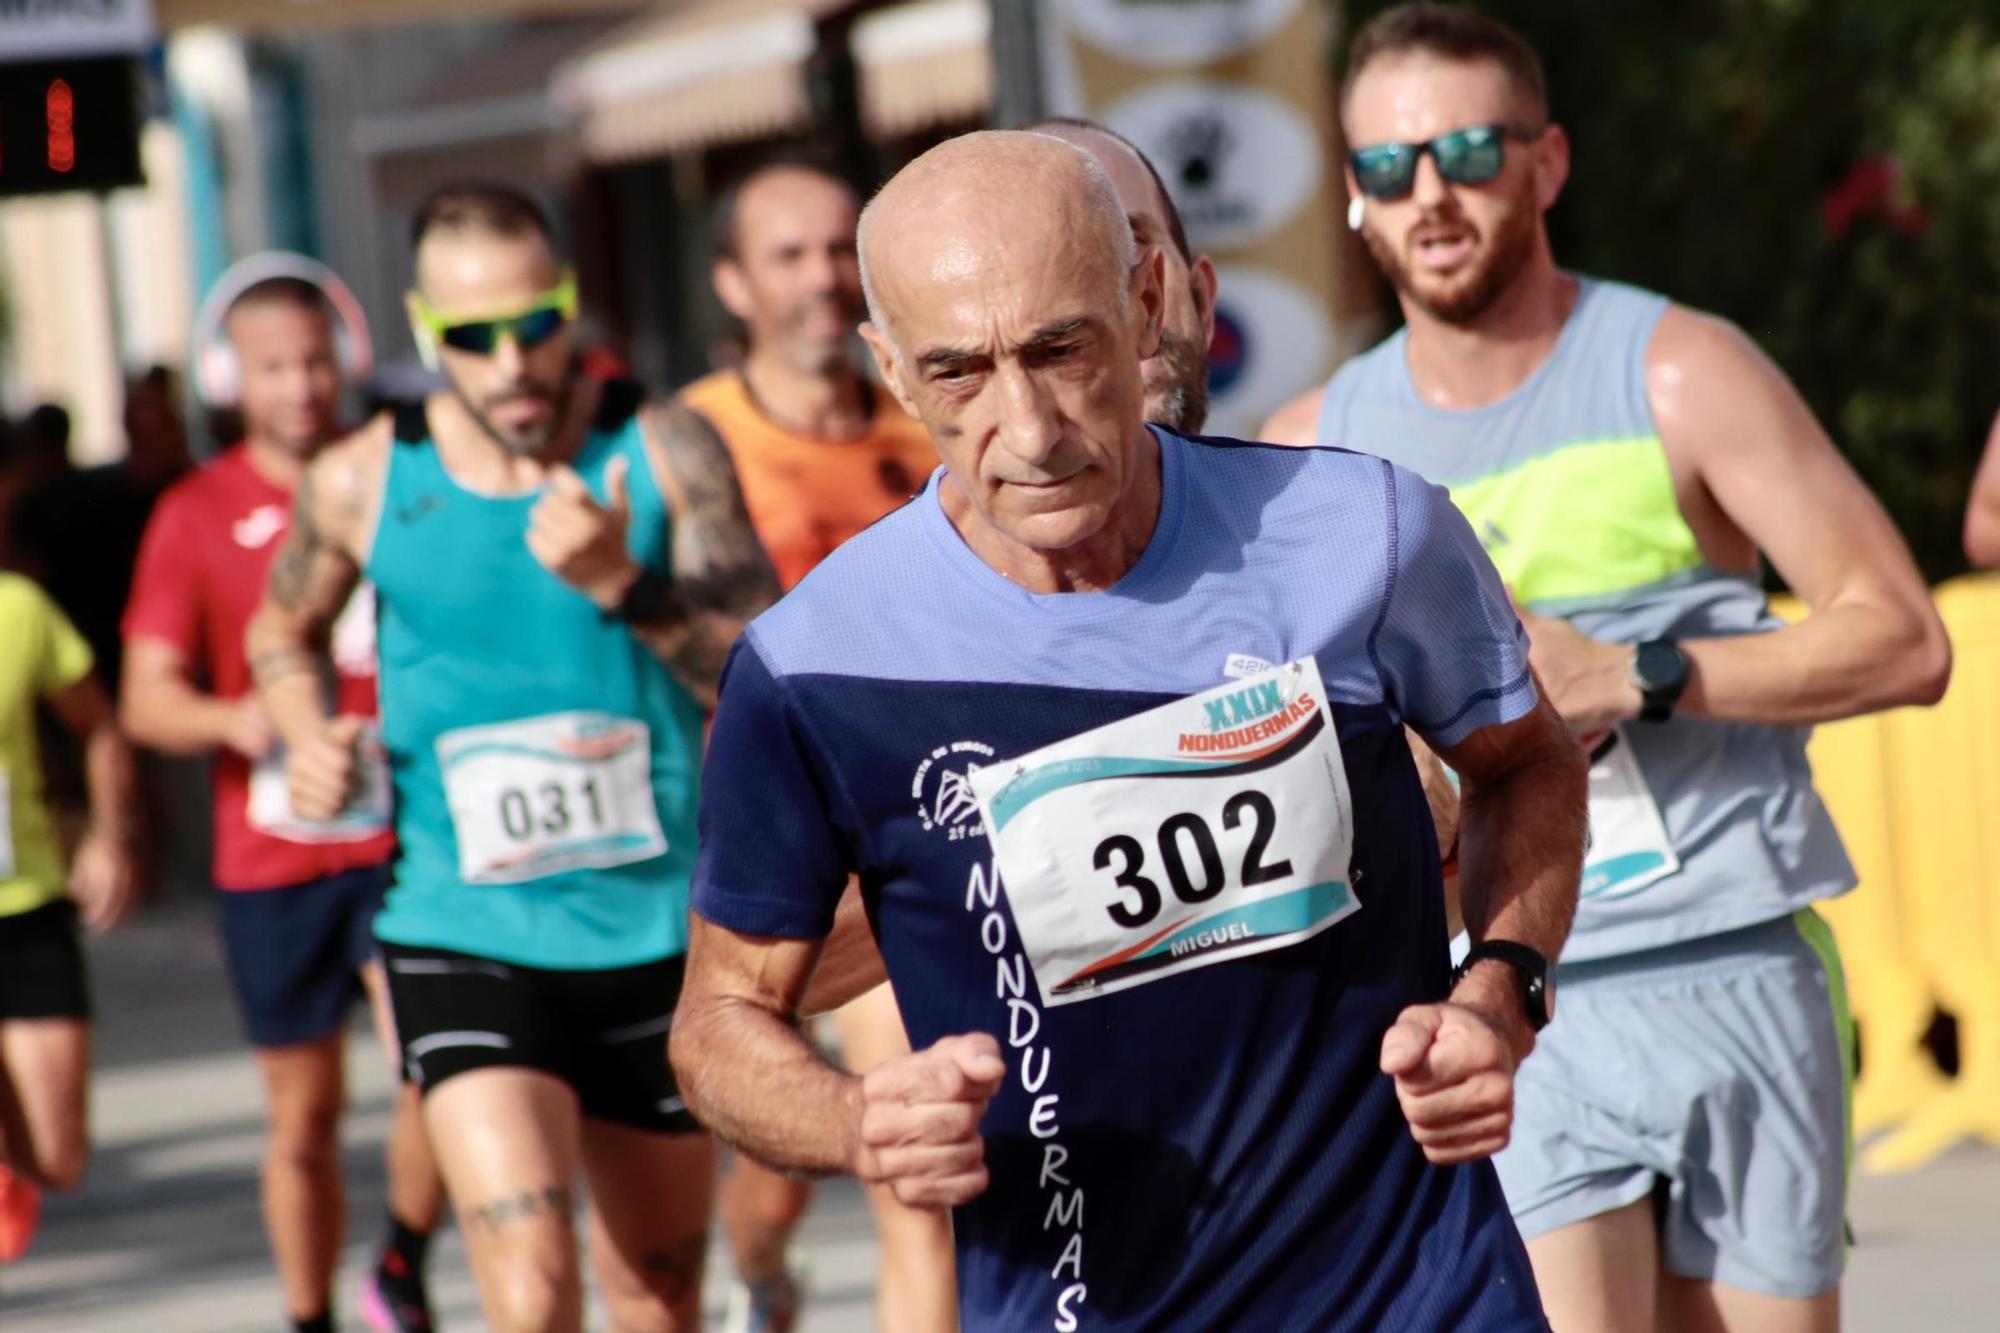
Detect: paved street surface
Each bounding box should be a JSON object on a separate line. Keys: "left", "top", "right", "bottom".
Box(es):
{"left": 4, "top": 898, "right": 1998, "bottom": 1330}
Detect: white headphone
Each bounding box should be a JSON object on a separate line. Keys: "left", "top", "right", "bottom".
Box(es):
{"left": 193, "top": 251, "right": 374, "bottom": 407}
{"left": 1347, "top": 195, "right": 1366, "bottom": 232}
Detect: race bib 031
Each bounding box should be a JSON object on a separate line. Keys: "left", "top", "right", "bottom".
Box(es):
{"left": 969, "top": 658, "right": 1358, "bottom": 1006}
{"left": 436, "top": 711, "right": 667, "bottom": 885}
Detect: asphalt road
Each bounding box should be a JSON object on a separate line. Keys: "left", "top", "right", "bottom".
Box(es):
{"left": 2, "top": 899, "right": 1994, "bottom": 1330}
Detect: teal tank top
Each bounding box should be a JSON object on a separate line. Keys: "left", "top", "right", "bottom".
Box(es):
{"left": 366, "top": 384, "right": 703, "bottom": 969}
{"left": 1317, "top": 277, "right": 1854, "bottom": 961}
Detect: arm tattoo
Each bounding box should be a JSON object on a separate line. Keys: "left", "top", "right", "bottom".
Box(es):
{"left": 266, "top": 467, "right": 324, "bottom": 610}
{"left": 265, "top": 460, "right": 363, "bottom": 635}
{"left": 248, "top": 644, "right": 320, "bottom": 689}
{"left": 638, "top": 401, "right": 781, "bottom": 694}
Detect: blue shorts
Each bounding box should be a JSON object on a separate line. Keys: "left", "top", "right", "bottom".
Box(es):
{"left": 1494, "top": 909, "right": 1853, "bottom": 1300}
{"left": 215, "top": 864, "right": 392, "bottom": 1049}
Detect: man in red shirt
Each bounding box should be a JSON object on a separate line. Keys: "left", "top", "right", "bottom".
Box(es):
{"left": 121, "top": 264, "right": 442, "bottom": 1333}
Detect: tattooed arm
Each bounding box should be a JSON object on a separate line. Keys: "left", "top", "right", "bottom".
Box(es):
{"left": 531, "top": 399, "right": 779, "bottom": 708}
{"left": 641, "top": 402, "right": 779, "bottom": 703}
{"left": 244, "top": 419, "right": 389, "bottom": 819}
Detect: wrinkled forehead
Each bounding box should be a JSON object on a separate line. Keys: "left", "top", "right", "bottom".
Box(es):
{"left": 873, "top": 204, "right": 1118, "bottom": 349}
{"left": 1344, "top": 52, "right": 1533, "bottom": 148}
{"left": 415, "top": 230, "right": 561, "bottom": 315}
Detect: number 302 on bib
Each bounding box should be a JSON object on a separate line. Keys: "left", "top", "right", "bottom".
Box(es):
{"left": 969, "top": 658, "right": 1360, "bottom": 1007}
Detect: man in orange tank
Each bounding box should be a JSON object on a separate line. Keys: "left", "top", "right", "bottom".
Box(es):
{"left": 681, "top": 158, "right": 948, "bottom": 1333}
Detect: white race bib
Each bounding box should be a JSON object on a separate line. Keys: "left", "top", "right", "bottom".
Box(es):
{"left": 436, "top": 711, "right": 666, "bottom": 885}
{"left": 1580, "top": 726, "right": 1680, "bottom": 900}
{"left": 969, "top": 658, "right": 1358, "bottom": 1006}
{"left": 247, "top": 728, "right": 393, "bottom": 844}
{"left": 0, "top": 767, "right": 15, "bottom": 878}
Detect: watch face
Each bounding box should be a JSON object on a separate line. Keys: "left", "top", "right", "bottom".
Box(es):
{"left": 1635, "top": 640, "right": 1688, "bottom": 691}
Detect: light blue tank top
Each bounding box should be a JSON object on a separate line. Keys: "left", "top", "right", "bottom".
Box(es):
{"left": 366, "top": 385, "right": 702, "bottom": 969}
{"left": 1317, "top": 277, "right": 1854, "bottom": 961}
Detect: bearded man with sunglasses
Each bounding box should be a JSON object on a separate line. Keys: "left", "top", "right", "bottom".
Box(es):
{"left": 248, "top": 183, "right": 779, "bottom": 1333}
{"left": 1265, "top": 6, "right": 1948, "bottom": 1330}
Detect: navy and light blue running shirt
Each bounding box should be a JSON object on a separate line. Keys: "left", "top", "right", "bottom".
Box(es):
{"left": 695, "top": 427, "right": 1551, "bottom": 1332}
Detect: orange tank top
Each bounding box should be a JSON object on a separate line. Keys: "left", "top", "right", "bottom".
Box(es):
{"left": 680, "top": 369, "right": 940, "bottom": 591}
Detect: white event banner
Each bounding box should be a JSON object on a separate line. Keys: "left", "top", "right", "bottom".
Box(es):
{"left": 0, "top": 0, "right": 155, "bottom": 61}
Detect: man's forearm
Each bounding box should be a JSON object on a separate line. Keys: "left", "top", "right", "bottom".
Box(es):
{"left": 600, "top": 565, "right": 761, "bottom": 708}
{"left": 670, "top": 996, "right": 862, "bottom": 1174}
{"left": 82, "top": 720, "right": 140, "bottom": 839}
{"left": 122, "top": 677, "right": 241, "bottom": 756}
{"left": 246, "top": 614, "right": 333, "bottom": 748}
{"left": 1675, "top": 603, "right": 1949, "bottom": 726}
{"left": 1456, "top": 741, "right": 1586, "bottom": 961}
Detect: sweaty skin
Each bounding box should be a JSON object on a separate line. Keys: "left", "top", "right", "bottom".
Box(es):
{"left": 1262, "top": 51, "right": 1947, "bottom": 733}
{"left": 669, "top": 132, "right": 1587, "bottom": 1214}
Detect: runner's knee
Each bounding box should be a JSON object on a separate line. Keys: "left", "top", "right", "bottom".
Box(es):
{"left": 265, "top": 1092, "right": 341, "bottom": 1167}
{"left": 484, "top": 1255, "right": 582, "bottom": 1333}
{"left": 596, "top": 1233, "right": 706, "bottom": 1333}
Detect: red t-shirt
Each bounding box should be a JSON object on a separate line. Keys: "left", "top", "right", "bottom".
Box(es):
{"left": 123, "top": 445, "right": 396, "bottom": 890}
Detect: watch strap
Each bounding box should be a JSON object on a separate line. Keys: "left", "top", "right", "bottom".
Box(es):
{"left": 1453, "top": 939, "right": 1552, "bottom": 1030}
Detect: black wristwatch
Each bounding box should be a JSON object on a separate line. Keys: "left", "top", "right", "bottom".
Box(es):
{"left": 1628, "top": 638, "right": 1690, "bottom": 723}
{"left": 1452, "top": 940, "right": 1555, "bottom": 1031}
{"left": 606, "top": 568, "right": 680, "bottom": 626}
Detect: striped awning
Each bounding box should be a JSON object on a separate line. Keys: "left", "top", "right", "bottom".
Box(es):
{"left": 852, "top": 0, "right": 992, "bottom": 139}
{"left": 551, "top": 0, "right": 848, "bottom": 163}
{"left": 157, "top": 0, "right": 643, "bottom": 34}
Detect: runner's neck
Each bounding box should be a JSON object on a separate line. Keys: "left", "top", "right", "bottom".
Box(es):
{"left": 940, "top": 424, "right": 1162, "bottom": 595}
{"left": 427, "top": 377, "right": 599, "bottom": 496}
{"left": 1401, "top": 259, "right": 1578, "bottom": 411}
{"left": 740, "top": 349, "right": 873, "bottom": 440}
{"left": 242, "top": 435, "right": 312, "bottom": 491}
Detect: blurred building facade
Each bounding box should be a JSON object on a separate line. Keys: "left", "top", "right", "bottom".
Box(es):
{"left": 2, "top": 0, "right": 1368, "bottom": 456}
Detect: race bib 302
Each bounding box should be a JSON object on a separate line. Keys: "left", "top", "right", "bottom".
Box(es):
{"left": 969, "top": 658, "right": 1358, "bottom": 1006}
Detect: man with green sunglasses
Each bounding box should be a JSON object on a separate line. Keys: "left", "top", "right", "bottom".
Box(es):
{"left": 248, "top": 182, "right": 778, "bottom": 1333}
{"left": 1266, "top": 6, "right": 1949, "bottom": 1333}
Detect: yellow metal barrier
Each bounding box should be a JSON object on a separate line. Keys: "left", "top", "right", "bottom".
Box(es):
{"left": 1775, "top": 579, "right": 2000, "bottom": 1171}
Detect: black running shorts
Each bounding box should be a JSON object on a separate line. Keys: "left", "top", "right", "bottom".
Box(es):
{"left": 380, "top": 941, "right": 701, "bottom": 1134}
{"left": 0, "top": 899, "right": 90, "bottom": 1021}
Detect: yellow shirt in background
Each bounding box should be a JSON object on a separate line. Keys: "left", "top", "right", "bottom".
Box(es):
{"left": 0, "top": 572, "right": 93, "bottom": 917}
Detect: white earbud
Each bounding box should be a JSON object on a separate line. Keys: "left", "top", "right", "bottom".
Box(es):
{"left": 1346, "top": 195, "right": 1366, "bottom": 232}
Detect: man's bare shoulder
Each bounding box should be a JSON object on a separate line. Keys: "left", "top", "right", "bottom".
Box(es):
{"left": 1644, "top": 302, "right": 1802, "bottom": 449}
{"left": 304, "top": 413, "right": 395, "bottom": 555}
{"left": 1257, "top": 386, "right": 1326, "bottom": 447}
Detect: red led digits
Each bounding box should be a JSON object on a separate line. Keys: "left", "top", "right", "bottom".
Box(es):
{"left": 47, "top": 79, "right": 75, "bottom": 173}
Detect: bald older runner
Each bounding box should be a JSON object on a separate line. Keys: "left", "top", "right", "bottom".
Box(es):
{"left": 671, "top": 131, "right": 1588, "bottom": 1331}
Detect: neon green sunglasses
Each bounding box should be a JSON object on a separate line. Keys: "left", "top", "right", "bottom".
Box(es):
{"left": 411, "top": 273, "right": 579, "bottom": 355}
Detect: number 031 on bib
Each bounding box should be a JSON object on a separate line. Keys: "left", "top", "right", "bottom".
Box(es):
{"left": 969, "top": 659, "right": 1358, "bottom": 1007}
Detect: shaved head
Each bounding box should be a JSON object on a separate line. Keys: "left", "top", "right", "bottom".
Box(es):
{"left": 854, "top": 130, "right": 1167, "bottom": 584}
{"left": 857, "top": 131, "right": 1137, "bottom": 355}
